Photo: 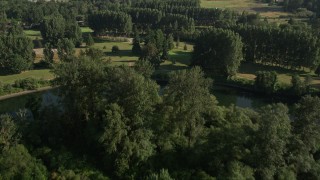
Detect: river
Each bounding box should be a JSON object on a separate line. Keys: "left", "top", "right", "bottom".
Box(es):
{"left": 0, "top": 86, "right": 296, "bottom": 114}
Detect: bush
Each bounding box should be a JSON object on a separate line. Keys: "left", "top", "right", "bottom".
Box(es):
{"left": 255, "top": 71, "right": 278, "bottom": 94}
{"left": 33, "top": 38, "right": 43, "bottom": 48}
{"left": 184, "top": 43, "right": 188, "bottom": 50}
{"left": 85, "top": 34, "right": 95, "bottom": 46}
{"left": 112, "top": 45, "right": 119, "bottom": 53}
{"left": 13, "top": 78, "right": 40, "bottom": 90}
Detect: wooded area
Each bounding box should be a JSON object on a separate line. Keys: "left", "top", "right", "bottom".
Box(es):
{"left": 0, "top": 0, "right": 320, "bottom": 179}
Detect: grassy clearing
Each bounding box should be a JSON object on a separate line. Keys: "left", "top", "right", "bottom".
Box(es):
{"left": 237, "top": 62, "right": 320, "bottom": 88}
{"left": 0, "top": 69, "right": 53, "bottom": 84}
{"left": 24, "top": 30, "right": 42, "bottom": 40}
{"left": 200, "top": 0, "right": 291, "bottom": 19}
{"left": 81, "top": 27, "right": 94, "bottom": 33}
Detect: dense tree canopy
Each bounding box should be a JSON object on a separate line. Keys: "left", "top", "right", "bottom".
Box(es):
{"left": 0, "top": 32, "right": 34, "bottom": 73}
{"left": 192, "top": 28, "right": 243, "bottom": 77}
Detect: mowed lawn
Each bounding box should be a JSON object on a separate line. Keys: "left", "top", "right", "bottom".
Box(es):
{"left": 0, "top": 69, "right": 53, "bottom": 84}
{"left": 200, "top": 0, "right": 291, "bottom": 19}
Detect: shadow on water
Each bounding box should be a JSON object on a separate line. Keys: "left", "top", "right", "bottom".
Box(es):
{"left": 0, "top": 85, "right": 297, "bottom": 115}
{"left": 0, "top": 89, "right": 59, "bottom": 114}
{"left": 212, "top": 86, "right": 296, "bottom": 110}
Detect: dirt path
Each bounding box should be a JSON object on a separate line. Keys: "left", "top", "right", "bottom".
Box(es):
{"left": 0, "top": 86, "right": 57, "bottom": 101}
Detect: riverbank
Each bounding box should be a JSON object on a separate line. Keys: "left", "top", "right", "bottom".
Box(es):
{"left": 0, "top": 86, "right": 57, "bottom": 101}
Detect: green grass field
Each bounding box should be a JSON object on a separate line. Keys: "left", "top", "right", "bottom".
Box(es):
{"left": 0, "top": 69, "right": 53, "bottom": 84}
{"left": 237, "top": 62, "right": 320, "bottom": 88}
{"left": 24, "top": 30, "right": 42, "bottom": 40}
{"left": 200, "top": 0, "right": 291, "bottom": 19}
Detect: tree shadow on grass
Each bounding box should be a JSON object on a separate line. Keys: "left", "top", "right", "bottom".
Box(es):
{"left": 239, "top": 62, "right": 307, "bottom": 76}
{"left": 169, "top": 51, "right": 192, "bottom": 66}
{"left": 105, "top": 50, "right": 137, "bottom": 58}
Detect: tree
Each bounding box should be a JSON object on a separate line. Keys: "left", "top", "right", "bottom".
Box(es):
{"left": 40, "top": 14, "right": 66, "bottom": 46}
{"left": 0, "top": 145, "right": 47, "bottom": 179}
{"left": 0, "top": 34, "right": 34, "bottom": 74}
{"left": 88, "top": 11, "right": 132, "bottom": 35}
{"left": 85, "top": 34, "right": 94, "bottom": 46}
{"left": 147, "top": 169, "right": 174, "bottom": 180}
{"left": 0, "top": 114, "right": 19, "bottom": 151}
{"left": 57, "top": 38, "right": 75, "bottom": 61}
{"left": 192, "top": 28, "right": 243, "bottom": 77}
{"left": 255, "top": 71, "right": 278, "bottom": 94}
{"left": 99, "top": 67, "right": 160, "bottom": 177}
{"left": 253, "top": 104, "right": 291, "bottom": 179}
{"left": 161, "top": 67, "right": 217, "bottom": 148}
{"left": 140, "top": 43, "right": 162, "bottom": 68}
{"left": 291, "top": 74, "right": 306, "bottom": 95}
{"left": 132, "top": 33, "right": 141, "bottom": 55}
{"left": 290, "top": 96, "right": 320, "bottom": 175}
{"left": 43, "top": 43, "right": 54, "bottom": 65}
{"left": 112, "top": 45, "right": 120, "bottom": 53}
{"left": 83, "top": 47, "right": 104, "bottom": 60}
{"left": 134, "top": 59, "right": 154, "bottom": 78}
{"left": 65, "top": 21, "right": 82, "bottom": 47}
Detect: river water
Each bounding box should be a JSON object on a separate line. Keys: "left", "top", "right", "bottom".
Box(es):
{"left": 0, "top": 86, "right": 295, "bottom": 114}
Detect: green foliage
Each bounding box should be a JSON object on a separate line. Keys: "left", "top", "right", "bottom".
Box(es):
{"left": 13, "top": 78, "right": 41, "bottom": 90}
{"left": 146, "top": 169, "right": 174, "bottom": 180}
{"left": 0, "top": 34, "right": 34, "bottom": 74}
{"left": 88, "top": 11, "right": 132, "bottom": 35}
{"left": 57, "top": 38, "right": 75, "bottom": 61}
{"left": 291, "top": 74, "right": 306, "bottom": 95}
{"left": 231, "top": 25, "right": 320, "bottom": 70}
{"left": 160, "top": 67, "right": 217, "bottom": 148}
{"left": 192, "top": 28, "right": 243, "bottom": 77}
{"left": 65, "top": 21, "right": 82, "bottom": 47}
{"left": 132, "top": 33, "right": 142, "bottom": 55}
{"left": 85, "top": 34, "right": 95, "bottom": 46}
{"left": 112, "top": 45, "right": 120, "bottom": 53}
{"left": 134, "top": 59, "right": 155, "bottom": 78}
{"left": 40, "top": 14, "right": 82, "bottom": 47}
{"left": 254, "top": 104, "right": 291, "bottom": 179}
{"left": 140, "top": 43, "right": 162, "bottom": 68}
{"left": 40, "top": 14, "right": 66, "bottom": 47}
{"left": 43, "top": 43, "right": 54, "bottom": 65}
{"left": 290, "top": 96, "right": 320, "bottom": 175}
{"left": 83, "top": 47, "right": 104, "bottom": 60}
{"left": 0, "top": 145, "right": 48, "bottom": 179}
{"left": 255, "top": 71, "right": 278, "bottom": 94}
{"left": 0, "top": 114, "right": 19, "bottom": 151}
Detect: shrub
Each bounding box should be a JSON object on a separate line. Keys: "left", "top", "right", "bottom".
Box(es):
{"left": 184, "top": 43, "right": 188, "bottom": 50}
{"left": 255, "top": 71, "right": 278, "bottom": 94}
{"left": 112, "top": 45, "right": 119, "bottom": 53}
{"left": 13, "top": 78, "right": 40, "bottom": 90}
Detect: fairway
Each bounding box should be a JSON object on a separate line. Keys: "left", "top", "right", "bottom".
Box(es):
{"left": 201, "top": 0, "right": 291, "bottom": 18}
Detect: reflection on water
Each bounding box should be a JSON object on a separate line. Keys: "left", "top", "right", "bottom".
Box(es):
{"left": 212, "top": 86, "right": 293, "bottom": 110}
{"left": 0, "top": 86, "right": 295, "bottom": 114}
{"left": 0, "top": 89, "right": 59, "bottom": 114}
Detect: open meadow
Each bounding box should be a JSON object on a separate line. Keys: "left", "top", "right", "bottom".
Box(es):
{"left": 201, "top": 0, "right": 291, "bottom": 21}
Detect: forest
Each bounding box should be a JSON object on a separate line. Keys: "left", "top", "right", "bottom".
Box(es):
{"left": 0, "top": 0, "right": 320, "bottom": 179}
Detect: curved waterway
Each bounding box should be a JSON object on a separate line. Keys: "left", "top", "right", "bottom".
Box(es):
{"left": 0, "top": 86, "right": 295, "bottom": 114}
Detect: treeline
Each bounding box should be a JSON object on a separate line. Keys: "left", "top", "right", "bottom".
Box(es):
{"left": 282, "top": 0, "right": 320, "bottom": 14}
{"left": 0, "top": 24, "right": 34, "bottom": 74}
{"left": 190, "top": 25, "right": 320, "bottom": 76}
{"left": 1, "top": 57, "right": 320, "bottom": 179}
{"left": 231, "top": 25, "right": 320, "bottom": 69}
{"left": 0, "top": 0, "right": 242, "bottom": 32}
